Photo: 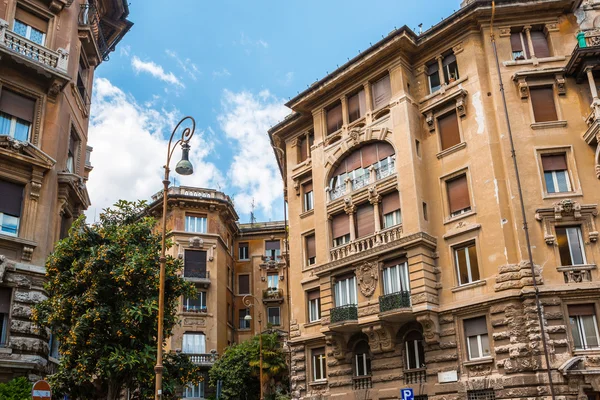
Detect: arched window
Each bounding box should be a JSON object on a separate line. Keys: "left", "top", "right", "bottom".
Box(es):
{"left": 405, "top": 331, "right": 425, "bottom": 370}
{"left": 329, "top": 141, "right": 395, "bottom": 198}
{"left": 354, "top": 340, "right": 371, "bottom": 377}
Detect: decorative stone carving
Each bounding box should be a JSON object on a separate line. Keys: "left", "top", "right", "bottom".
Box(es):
{"left": 466, "top": 362, "right": 493, "bottom": 377}
{"left": 293, "top": 178, "right": 300, "bottom": 196}
{"left": 189, "top": 237, "right": 204, "bottom": 248}
{"left": 499, "top": 27, "right": 511, "bottom": 37}
{"left": 343, "top": 198, "right": 356, "bottom": 215}
{"left": 182, "top": 317, "right": 206, "bottom": 327}
{"left": 561, "top": 266, "right": 594, "bottom": 283}
{"left": 426, "top": 111, "right": 435, "bottom": 132}
{"left": 355, "top": 261, "right": 378, "bottom": 297}
{"left": 22, "top": 246, "right": 34, "bottom": 262}
{"left": 456, "top": 95, "right": 466, "bottom": 117}
{"left": 518, "top": 78, "right": 529, "bottom": 99}
{"left": 417, "top": 312, "right": 440, "bottom": 344}
{"left": 348, "top": 128, "right": 360, "bottom": 146}
{"left": 362, "top": 323, "right": 395, "bottom": 353}
{"left": 555, "top": 74, "right": 566, "bottom": 95}
{"left": 325, "top": 332, "right": 345, "bottom": 360}
{"left": 535, "top": 200, "right": 599, "bottom": 244}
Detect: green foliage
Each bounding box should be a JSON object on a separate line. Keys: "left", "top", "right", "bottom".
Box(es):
{"left": 0, "top": 377, "right": 32, "bottom": 400}
{"left": 209, "top": 332, "right": 289, "bottom": 400}
{"left": 33, "top": 200, "right": 196, "bottom": 400}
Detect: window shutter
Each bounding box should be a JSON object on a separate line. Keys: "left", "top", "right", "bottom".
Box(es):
{"left": 530, "top": 87, "right": 558, "bottom": 122}
{"left": 510, "top": 32, "right": 523, "bottom": 53}
{"left": 307, "top": 289, "right": 320, "bottom": 301}
{"left": 426, "top": 61, "right": 439, "bottom": 76}
{"left": 312, "top": 347, "right": 325, "bottom": 356}
{"left": 332, "top": 161, "right": 346, "bottom": 178}
{"left": 348, "top": 90, "right": 366, "bottom": 122}
{"left": 377, "top": 142, "right": 395, "bottom": 160}
{"left": 265, "top": 240, "right": 280, "bottom": 251}
{"left": 299, "top": 136, "right": 308, "bottom": 162}
{"left": 331, "top": 213, "right": 350, "bottom": 238}
{"left": 0, "top": 90, "right": 35, "bottom": 122}
{"left": 184, "top": 250, "right": 207, "bottom": 276}
{"left": 542, "top": 154, "right": 567, "bottom": 171}
{"left": 238, "top": 275, "right": 250, "bottom": 294}
{"left": 531, "top": 30, "right": 550, "bottom": 58}
{"left": 303, "top": 181, "right": 313, "bottom": 193}
{"left": 0, "top": 180, "right": 24, "bottom": 217}
{"left": 447, "top": 175, "right": 470, "bottom": 214}
{"left": 0, "top": 288, "right": 11, "bottom": 314}
{"left": 438, "top": 112, "right": 461, "bottom": 150}
{"left": 15, "top": 8, "right": 48, "bottom": 33}
{"left": 464, "top": 316, "right": 488, "bottom": 337}
{"left": 383, "top": 257, "right": 406, "bottom": 268}
{"left": 326, "top": 103, "right": 343, "bottom": 134}
{"left": 356, "top": 203, "right": 375, "bottom": 238}
{"left": 381, "top": 192, "right": 400, "bottom": 215}
{"left": 372, "top": 74, "right": 391, "bottom": 109}
{"left": 345, "top": 149, "right": 362, "bottom": 171}
{"left": 360, "top": 143, "right": 378, "bottom": 167}
{"left": 568, "top": 304, "right": 596, "bottom": 316}
{"left": 306, "top": 234, "right": 316, "bottom": 259}
{"left": 442, "top": 53, "right": 456, "bottom": 67}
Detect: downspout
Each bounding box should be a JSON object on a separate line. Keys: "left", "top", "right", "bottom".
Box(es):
{"left": 489, "top": 3, "right": 556, "bottom": 399}
{"left": 283, "top": 194, "right": 292, "bottom": 394}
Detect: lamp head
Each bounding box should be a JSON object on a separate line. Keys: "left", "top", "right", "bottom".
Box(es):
{"left": 175, "top": 143, "right": 194, "bottom": 175}
{"left": 244, "top": 315, "right": 252, "bottom": 321}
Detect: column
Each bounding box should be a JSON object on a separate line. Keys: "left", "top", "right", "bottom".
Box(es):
{"left": 523, "top": 26, "right": 535, "bottom": 58}
{"left": 436, "top": 55, "right": 445, "bottom": 86}
{"left": 345, "top": 204, "right": 356, "bottom": 242}
{"left": 371, "top": 198, "right": 382, "bottom": 232}
{"left": 341, "top": 96, "right": 349, "bottom": 127}
{"left": 586, "top": 66, "right": 599, "bottom": 103}
{"left": 364, "top": 82, "right": 373, "bottom": 124}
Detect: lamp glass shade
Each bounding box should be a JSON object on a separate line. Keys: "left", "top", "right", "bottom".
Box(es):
{"left": 175, "top": 143, "right": 194, "bottom": 175}
{"left": 244, "top": 315, "right": 252, "bottom": 321}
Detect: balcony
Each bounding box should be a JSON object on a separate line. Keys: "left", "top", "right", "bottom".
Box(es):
{"left": 404, "top": 368, "right": 426, "bottom": 384}
{"left": 329, "top": 304, "right": 358, "bottom": 332}
{"left": 329, "top": 159, "right": 396, "bottom": 201}
{"left": 184, "top": 271, "right": 211, "bottom": 286}
{"left": 353, "top": 376, "right": 372, "bottom": 390}
{"left": 259, "top": 256, "right": 285, "bottom": 270}
{"left": 330, "top": 225, "right": 402, "bottom": 262}
{"left": 379, "top": 291, "right": 411, "bottom": 315}
{"left": 182, "top": 305, "right": 207, "bottom": 313}
{"left": 188, "top": 352, "right": 218, "bottom": 367}
{"left": 262, "top": 288, "right": 284, "bottom": 304}
{"left": 78, "top": 1, "right": 109, "bottom": 62}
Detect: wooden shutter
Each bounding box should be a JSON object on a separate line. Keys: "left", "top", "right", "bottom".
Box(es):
{"left": 238, "top": 275, "right": 250, "bottom": 294}
{"left": 381, "top": 192, "right": 400, "bottom": 215}
{"left": 568, "top": 304, "right": 596, "bottom": 316}
{"left": 15, "top": 7, "right": 48, "bottom": 33}
{"left": 426, "top": 62, "right": 439, "bottom": 76}
{"left": 265, "top": 240, "right": 280, "bottom": 250}
{"left": 356, "top": 203, "right": 375, "bottom": 238}
{"left": 377, "top": 142, "right": 394, "bottom": 160}
{"left": 345, "top": 149, "right": 362, "bottom": 171}
{"left": 383, "top": 257, "right": 406, "bottom": 268}
{"left": 442, "top": 53, "right": 456, "bottom": 68}
{"left": 306, "top": 234, "right": 316, "bottom": 259}
{"left": 0, "top": 288, "right": 11, "bottom": 314}
{"left": 464, "top": 316, "right": 487, "bottom": 337}
{"left": 303, "top": 181, "right": 313, "bottom": 193}
{"left": 0, "top": 90, "right": 35, "bottom": 122}
{"left": 0, "top": 180, "right": 24, "bottom": 217}
{"left": 307, "top": 289, "right": 320, "bottom": 301}
{"left": 312, "top": 347, "right": 325, "bottom": 356}
{"left": 326, "top": 103, "right": 343, "bottom": 134}
{"left": 530, "top": 87, "right": 557, "bottom": 122}
{"left": 438, "top": 112, "right": 461, "bottom": 150}
{"left": 348, "top": 90, "right": 365, "bottom": 122}
{"left": 531, "top": 30, "right": 550, "bottom": 58}
{"left": 372, "top": 74, "right": 391, "bottom": 109}
{"left": 542, "top": 154, "right": 567, "bottom": 171}
{"left": 332, "top": 213, "right": 350, "bottom": 239}
{"left": 360, "top": 143, "right": 378, "bottom": 167}
{"left": 299, "top": 136, "right": 308, "bottom": 162}
{"left": 510, "top": 32, "right": 523, "bottom": 53}
{"left": 447, "top": 175, "right": 470, "bottom": 214}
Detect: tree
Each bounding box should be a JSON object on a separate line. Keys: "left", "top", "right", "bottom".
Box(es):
{"left": 209, "top": 332, "right": 289, "bottom": 400}
{"left": 33, "top": 200, "right": 199, "bottom": 399}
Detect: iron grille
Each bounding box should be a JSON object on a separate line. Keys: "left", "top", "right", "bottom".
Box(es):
{"left": 330, "top": 304, "right": 358, "bottom": 323}
{"left": 379, "top": 291, "right": 411, "bottom": 312}
{"left": 468, "top": 389, "right": 496, "bottom": 400}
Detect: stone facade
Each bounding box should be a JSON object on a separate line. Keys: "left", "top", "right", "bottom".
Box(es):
{"left": 0, "top": 0, "right": 131, "bottom": 382}
{"left": 270, "top": 1, "right": 600, "bottom": 399}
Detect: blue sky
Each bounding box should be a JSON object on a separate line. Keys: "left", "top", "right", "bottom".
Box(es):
{"left": 87, "top": 0, "right": 460, "bottom": 223}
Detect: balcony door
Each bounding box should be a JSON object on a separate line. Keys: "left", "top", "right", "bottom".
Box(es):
{"left": 184, "top": 250, "right": 207, "bottom": 278}
{"left": 382, "top": 260, "right": 410, "bottom": 295}
{"left": 183, "top": 333, "right": 206, "bottom": 354}
{"left": 334, "top": 275, "right": 357, "bottom": 307}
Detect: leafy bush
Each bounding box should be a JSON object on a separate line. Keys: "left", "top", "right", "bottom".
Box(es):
{"left": 0, "top": 377, "right": 32, "bottom": 400}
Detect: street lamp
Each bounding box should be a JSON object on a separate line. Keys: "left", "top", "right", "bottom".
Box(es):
{"left": 243, "top": 294, "right": 264, "bottom": 400}
{"left": 155, "top": 116, "right": 196, "bottom": 400}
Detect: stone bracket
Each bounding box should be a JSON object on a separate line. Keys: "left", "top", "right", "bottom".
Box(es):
{"left": 362, "top": 323, "right": 395, "bottom": 354}
{"left": 416, "top": 311, "right": 440, "bottom": 344}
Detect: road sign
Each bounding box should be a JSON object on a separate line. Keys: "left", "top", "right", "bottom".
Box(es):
{"left": 32, "top": 380, "right": 51, "bottom": 400}
{"left": 401, "top": 388, "right": 414, "bottom": 400}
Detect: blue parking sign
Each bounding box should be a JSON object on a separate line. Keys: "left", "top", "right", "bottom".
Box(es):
{"left": 401, "top": 388, "right": 414, "bottom": 400}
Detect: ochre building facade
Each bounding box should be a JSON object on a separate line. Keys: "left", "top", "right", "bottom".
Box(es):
{"left": 0, "top": 0, "right": 131, "bottom": 381}
{"left": 270, "top": 0, "right": 600, "bottom": 399}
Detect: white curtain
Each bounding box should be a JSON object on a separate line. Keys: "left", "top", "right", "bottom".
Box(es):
{"left": 183, "top": 333, "right": 205, "bottom": 354}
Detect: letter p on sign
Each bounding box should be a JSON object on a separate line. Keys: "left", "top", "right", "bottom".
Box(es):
{"left": 401, "top": 388, "right": 414, "bottom": 400}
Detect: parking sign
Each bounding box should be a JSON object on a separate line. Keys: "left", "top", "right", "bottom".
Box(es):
{"left": 401, "top": 388, "right": 414, "bottom": 400}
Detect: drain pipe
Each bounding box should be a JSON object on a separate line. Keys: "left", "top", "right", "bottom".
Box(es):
{"left": 283, "top": 194, "right": 292, "bottom": 394}
{"left": 489, "top": 2, "right": 556, "bottom": 399}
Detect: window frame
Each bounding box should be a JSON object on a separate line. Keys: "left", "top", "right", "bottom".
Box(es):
{"left": 239, "top": 308, "right": 251, "bottom": 330}
{"left": 12, "top": 19, "right": 46, "bottom": 45}
{"left": 238, "top": 242, "right": 249, "bottom": 260}
{"left": 311, "top": 347, "right": 327, "bottom": 382}
{"left": 383, "top": 209, "right": 402, "bottom": 229}
{"left": 453, "top": 241, "right": 481, "bottom": 286}
{"left": 334, "top": 275, "right": 357, "bottom": 307}
{"left": 237, "top": 273, "right": 251, "bottom": 295}
{"left": 556, "top": 226, "right": 587, "bottom": 266}
{"left": 441, "top": 169, "right": 474, "bottom": 222}
{"left": 184, "top": 214, "right": 207, "bottom": 233}
{"left": 436, "top": 109, "right": 463, "bottom": 153}
{"left": 404, "top": 331, "right": 425, "bottom": 370}
{"left": 528, "top": 83, "right": 561, "bottom": 124}
{"left": 183, "top": 290, "right": 206, "bottom": 313}
{"left": 536, "top": 147, "right": 580, "bottom": 199}
{"left": 267, "top": 306, "right": 281, "bottom": 326}
{"left": 382, "top": 261, "right": 410, "bottom": 295}
{"left": 463, "top": 315, "right": 492, "bottom": 360}
{"left": 0, "top": 112, "right": 31, "bottom": 142}
{"left": 307, "top": 289, "right": 321, "bottom": 323}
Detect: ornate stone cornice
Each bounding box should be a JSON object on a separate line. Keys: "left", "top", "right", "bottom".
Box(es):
{"left": 535, "top": 199, "right": 598, "bottom": 244}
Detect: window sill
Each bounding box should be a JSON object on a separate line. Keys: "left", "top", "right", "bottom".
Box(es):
{"left": 443, "top": 209, "right": 476, "bottom": 225}
{"left": 304, "top": 320, "right": 321, "bottom": 328}
{"left": 419, "top": 76, "right": 468, "bottom": 104}
{"left": 463, "top": 356, "right": 494, "bottom": 366}
{"left": 451, "top": 280, "right": 486, "bottom": 293}
{"left": 574, "top": 348, "right": 600, "bottom": 355}
{"left": 292, "top": 158, "right": 312, "bottom": 172}
{"left": 541, "top": 191, "right": 583, "bottom": 200}
{"left": 181, "top": 311, "right": 209, "bottom": 317}
{"left": 300, "top": 209, "right": 314, "bottom": 219}
{"left": 436, "top": 142, "right": 467, "bottom": 159}
{"left": 503, "top": 55, "right": 566, "bottom": 67}
{"left": 557, "top": 264, "right": 597, "bottom": 272}
{"left": 238, "top": 328, "right": 251, "bottom": 332}
{"left": 531, "top": 120, "right": 567, "bottom": 130}
{"left": 238, "top": 258, "right": 250, "bottom": 262}
{"left": 309, "top": 380, "right": 328, "bottom": 387}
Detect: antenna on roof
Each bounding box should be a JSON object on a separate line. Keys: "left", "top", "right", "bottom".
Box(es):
{"left": 250, "top": 198, "right": 257, "bottom": 226}
{"left": 418, "top": 23, "right": 423, "bottom": 34}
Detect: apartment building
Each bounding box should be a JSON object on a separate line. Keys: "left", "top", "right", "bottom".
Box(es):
{"left": 0, "top": 0, "right": 131, "bottom": 381}
{"left": 269, "top": 0, "right": 600, "bottom": 399}
{"left": 147, "top": 186, "right": 288, "bottom": 398}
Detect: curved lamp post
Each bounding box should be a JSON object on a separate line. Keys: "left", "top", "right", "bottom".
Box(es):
{"left": 155, "top": 116, "right": 196, "bottom": 400}
{"left": 243, "top": 294, "right": 264, "bottom": 400}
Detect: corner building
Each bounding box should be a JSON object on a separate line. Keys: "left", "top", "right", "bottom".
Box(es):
{"left": 269, "top": 1, "right": 600, "bottom": 399}
{"left": 0, "top": 0, "right": 131, "bottom": 381}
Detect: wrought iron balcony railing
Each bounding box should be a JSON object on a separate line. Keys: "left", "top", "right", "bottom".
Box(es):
{"left": 353, "top": 376, "right": 372, "bottom": 390}
{"left": 262, "top": 288, "right": 284, "bottom": 301}
{"left": 330, "top": 304, "right": 358, "bottom": 324}
{"left": 78, "top": 1, "right": 109, "bottom": 59}
{"left": 183, "top": 270, "right": 210, "bottom": 280}
{"left": 379, "top": 290, "right": 411, "bottom": 312}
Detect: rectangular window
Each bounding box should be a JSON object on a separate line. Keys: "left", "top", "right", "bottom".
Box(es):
{"left": 13, "top": 8, "right": 48, "bottom": 46}
{"left": 0, "top": 180, "right": 24, "bottom": 237}
{"left": 306, "top": 234, "right": 316, "bottom": 266}
{"left": 568, "top": 304, "right": 600, "bottom": 350}
{"left": 184, "top": 250, "right": 207, "bottom": 279}
{"left": 556, "top": 227, "right": 586, "bottom": 266}
{"left": 298, "top": 135, "right": 308, "bottom": 163}
{"left": 382, "top": 259, "right": 410, "bottom": 295}
{"left": 303, "top": 181, "right": 314, "bottom": 212}
{"left": 238, "top": 274, "right": 250, "bottom": 295}
{"left": 443, "top": 53, "right": 459, "bottom": 83}
{"left": 185, "top": 215, "right": 207, "bottom": 233}
{"left": 239, "top": 308, "right": 250, "bottom": 329}
{"left": 530, "top": 86, "right": 558, "bottom": 122}
{"left": 438, "top": 111, "right": 461, "bottom": 151}
{"left": 312, "top": 347, "right": 326, "bottom": 381}
{"left": 332, "top": 213, "right": 350, "bottom": 247}
{"left": 372, "top": 74, "right": 391, "bottom": 110}
{"left": 447, "top": 174, "right": 471, "bottom": 217}
{"left": 268, "top": 307, "right": 280, "bottom": 326}
{"left": 0, "top": 288, "right": 11, "bottom": 346}
{"left": 183, "top": 290, "right": 206, "bottom": 312}
{"left": 0, "top": 89, "right": 35, "bottom": 142}
{"left": 238, "top": 242, "right": 249, "bottom": 260}
{"left": 348, "top": 89, "right": 366, "bottom": 122}
{"left": 531, "top": 30, "right": 551, "bottom": 58}
{"left": 356, "top": 203, "right": 375, "bottom": 238}
{"left": 307, "top": 290, "right": 321, "bottom": 322}
{"left": 326, "top": 102, "right": 343, "bottom": 135}
{"left": 510, "top": 31, "right": 530, "bottom": 60}
{"left": 334, "top": 275, "right": 357, "bottom": 306}
{"left": 183, "top": 382, "right": 204, "bottom": 399}
{"left": 384, "top": 210, "right": 401, "bottom": 229}
{"left": 542, "top": 154, "right": 571, "bottom": 193}
{"left": 227, "top": 266, "right": 232, "bottom": 289}
{"left": 267, "top": 273, "right": 279, "bottom": 290}
{"left": 183, "top": 333, "right": 206, "bottom": 354}
{"left": 381, "top": 192, "right": 401, "bottom": 229}
{"left": 48, "top": 333, "right": 60, "bottom": 359}
{"left": 66, "top": 132, "right": 78, "bottom": 174}
{"left": 454, "top": 242, "right": 480, "bottom": 286}
{"left": 464, "top": 316, "right": 491, "bottom": 360}
{"left": 427, "top": 61, "right": 441, "bottom": 93}
{"left": 265, "top": 240, "right": 281, "bottom": 261}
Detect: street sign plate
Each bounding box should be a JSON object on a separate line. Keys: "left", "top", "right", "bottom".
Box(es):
{"left": 401, "top": 388, "right": 414, "bottom": 400}
{"left": 32, "top": 380, "right": 52, "bottom": 400}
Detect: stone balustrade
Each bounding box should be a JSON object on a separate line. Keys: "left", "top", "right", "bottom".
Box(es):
{"left": 404, "top": 367, "right": 427, "bottom": 384}
{"left": 151, "top": 185, "right": 234, "bottom": 205}
{"left": 330, "top": 225, "right": 403, "bottom": 262}
{"left": 187, "top": 352, "right": 218, "bottom": 366}
{"left": 353, "top": 376, "right": 372, "bottom": 389}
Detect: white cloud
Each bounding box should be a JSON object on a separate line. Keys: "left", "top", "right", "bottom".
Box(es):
{"left": 86, "top": 78, "right": 223, "bottom": 219}
{"left": 280, "top": 71, "right": 294, "bottom": 86}
{"left": 239, "top": 32, "right": 269, "bottom": 49}
{"left": 131, "top": 56, "right": 184, "bottom": 88}
{"left": 165, "top": 49, "right": 200, "bottom": 81}
{"left": 218, "top": 89, "right": 290, "bottom": 217}
{"left": 212, "top": 68, "right": 231, "bottom": 79}
{"left": 119, "top": 45, "right": 131, "bottom": 57}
